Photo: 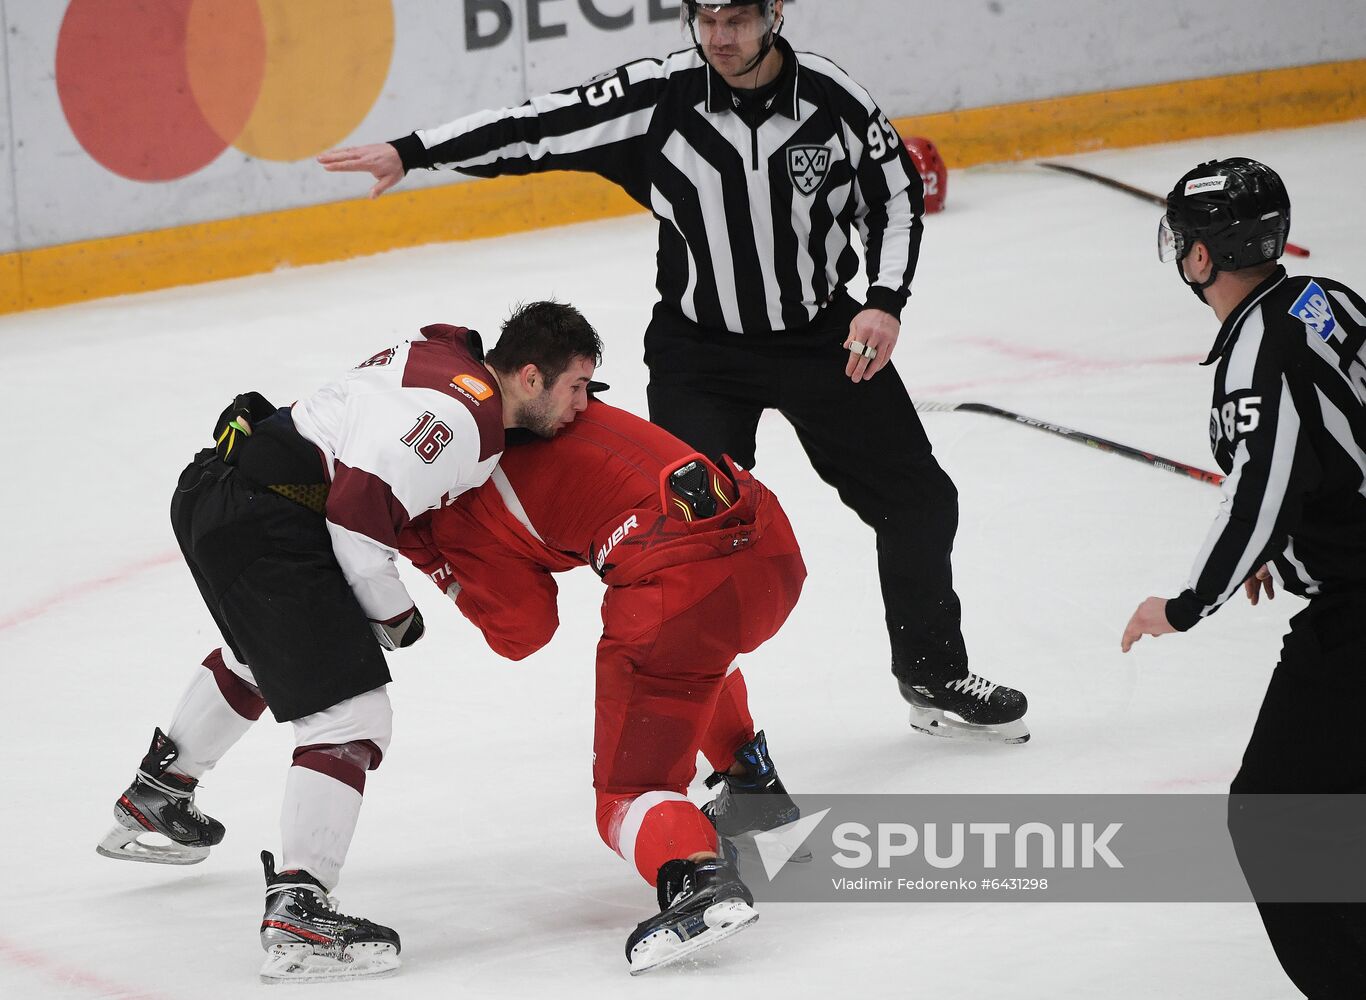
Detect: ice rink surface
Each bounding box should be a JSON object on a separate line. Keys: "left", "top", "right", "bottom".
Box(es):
{"left": 3, "top": 120, "right": 1364, "bottom": 998}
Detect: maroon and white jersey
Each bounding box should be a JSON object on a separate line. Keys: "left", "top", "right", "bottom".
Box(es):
{"left": 291, "top": 324, "right": 504, "bottom": 624}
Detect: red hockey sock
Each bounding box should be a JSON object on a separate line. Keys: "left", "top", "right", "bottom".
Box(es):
{"left": 597, "top": 792, "right": 718, "bottom": 886}
{"left": 699, "top": 667, "right": 756, "bottom": 773}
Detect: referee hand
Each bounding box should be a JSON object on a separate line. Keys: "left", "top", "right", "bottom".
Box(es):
{"left": 318, "top": 143, "right": 405, "bottom": 199}
{"left": 844, "top": 308, "right": 899, "bottom": 382}
{"left": 1121, "top": 596, "right": 1176, "bottom": 653}
{"left": 1243, "top": 564, "right": 1275, "bottom": 606}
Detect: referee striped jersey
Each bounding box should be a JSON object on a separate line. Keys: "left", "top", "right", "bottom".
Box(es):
{"left": 390, "top": 36, "right": 924, "bottom": 335}
{"left": 1166, "top": 267, "right": 1366, "bottom": 630}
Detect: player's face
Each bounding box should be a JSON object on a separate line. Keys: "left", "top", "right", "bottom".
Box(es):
{"left": 520, "top": 356, "right": 594, "bottom": 437}
{"left": 695, "top": 4, "right": 771, "bottom": 79}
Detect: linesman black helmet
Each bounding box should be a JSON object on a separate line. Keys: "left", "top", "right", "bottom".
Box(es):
{"left": 1159, "top": 157, "right": 1291, "bottom": 272}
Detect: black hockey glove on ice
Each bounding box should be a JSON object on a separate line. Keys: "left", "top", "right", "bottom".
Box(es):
{"left": 213, "top": 391, "right": 277, "bottom": 465}
{"left": 371, "top": 607, "right": 425, "bottom": 651}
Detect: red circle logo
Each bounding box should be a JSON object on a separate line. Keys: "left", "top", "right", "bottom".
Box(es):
{"left": 57, "top": 0, "right": 394, "bottom": 183}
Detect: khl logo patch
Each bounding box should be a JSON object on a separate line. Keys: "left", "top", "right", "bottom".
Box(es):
{"left": 787, "top": 145, "right": 831, "bottom": 196}
{"left": 1289, "top": 280, "right": 1338, "bottom": 342}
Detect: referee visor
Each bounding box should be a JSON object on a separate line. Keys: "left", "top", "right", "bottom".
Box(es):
{"left": 1157, "top": 216, "right": 1186, "bottom": 263}
{"left": 692, "top": 4, "right": 773, "bottom": 45}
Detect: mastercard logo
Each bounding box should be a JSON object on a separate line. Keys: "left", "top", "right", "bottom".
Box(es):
{"left": 55, "top": 0, "right": 394, "bottom": 183}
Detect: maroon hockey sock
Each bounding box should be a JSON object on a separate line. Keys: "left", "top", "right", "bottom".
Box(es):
{"left": 163, "top": 649, "right": 266, "bottom": 779}
{"left": 203, "top": 648, "right": 267, "bottom": 720}
{"left": 282, "top": 742, "right": 376, "bottom": 890}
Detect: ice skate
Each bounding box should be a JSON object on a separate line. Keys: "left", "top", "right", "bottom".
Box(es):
{"left": 701, "top": 731, "right": 810, "bottom": 863}
{"left": 626, "top": 856, "right": 758, "bottom": 975}
{"left": 96, "top": 728, "right": 225, "bottom": 865}
{"left": 258, "top": 851, "right": 401, "bottom": 984}
{"left": 898, "top": 670, "right": 1030, "bottom": 744}
{"left": 701, "top": 731, "right": 799, "bottom": 837}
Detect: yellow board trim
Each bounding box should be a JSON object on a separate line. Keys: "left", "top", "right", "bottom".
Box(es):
{"left": 3, "top": 58, "right": 1364, "bottom": 316}
{"left": 894, "top": 57, "right": 1366, "bottom": 167}
{"left": 0, "top": 172, "right": 643, "bottom": 316}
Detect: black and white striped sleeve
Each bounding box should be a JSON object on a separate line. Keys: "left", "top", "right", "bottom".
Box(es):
{"left": 390, "top": 59, "right": 665, "bottom": 201}
{"left": 1166, "top": 312, "right": 1319, "bottom": 631}
{"left": 850, "top": 98, "right": 923, "bottom": 319}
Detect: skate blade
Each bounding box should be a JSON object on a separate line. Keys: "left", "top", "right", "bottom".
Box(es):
{"left": 95, "top": 821, "right": 210, "bottom": 866}
{"left": 628, "top": 899, "right": 758, "bottom": 976}
{"left": 259, "top": 942, "right": 400, "bottom": 984}
{"left": 908, "top": 707, "right": 1031, "bottom": 745}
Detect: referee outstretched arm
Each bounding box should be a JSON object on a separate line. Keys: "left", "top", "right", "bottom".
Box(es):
{"left": 319, "top": 42, "right": 922, "bottom": 360}
{"left": 388, "top": 58, "right": 670, "bottom": 195}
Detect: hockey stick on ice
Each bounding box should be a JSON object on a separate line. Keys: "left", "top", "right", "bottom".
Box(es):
{"left": 1037, "top": 161, "right": 1312, "bottom": 259}
{"left": 915, "top": 400, "right": 1225, "bottom": 486}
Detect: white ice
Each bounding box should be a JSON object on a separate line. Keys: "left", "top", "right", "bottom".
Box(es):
{"left": 3, "top": 120, "right": 1364, "bottom": 999}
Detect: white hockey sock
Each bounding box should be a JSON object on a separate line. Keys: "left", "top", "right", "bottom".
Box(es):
{"left": 280, "top": 761, "right": 365, "bottom": 891}
{"left": 165, "top": 659, "right": 261, "bottom": 780}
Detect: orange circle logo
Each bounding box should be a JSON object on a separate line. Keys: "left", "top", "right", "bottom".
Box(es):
{"left": 56, "top": 0, "right": 394, "bottom": 182}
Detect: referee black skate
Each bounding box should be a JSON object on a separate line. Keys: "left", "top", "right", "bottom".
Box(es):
{"left": 1122, "top": 157, "right": 1366, "bottom": 998}
{"left": 321, "top": 0, "right": 1029, "bottom": 744}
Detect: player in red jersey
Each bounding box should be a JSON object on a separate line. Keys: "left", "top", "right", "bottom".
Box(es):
{"left": 400, "top": 397, "right": 806, "bottom": 974}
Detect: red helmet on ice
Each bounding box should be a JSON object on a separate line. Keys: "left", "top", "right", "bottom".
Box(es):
{"left": 903, "top": 136, "right": 947, "bottom": 213}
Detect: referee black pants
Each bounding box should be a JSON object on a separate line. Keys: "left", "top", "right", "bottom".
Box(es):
{"left": 644, "top": 294, "right": 968, "bottom": 683}
{"left": 1228, "top": 594, "right": 1366, "bottom": 999}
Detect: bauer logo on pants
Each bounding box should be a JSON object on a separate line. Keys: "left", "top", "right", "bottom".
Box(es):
{"left": 788, "top": 145, "right": 831, "bottom": 196}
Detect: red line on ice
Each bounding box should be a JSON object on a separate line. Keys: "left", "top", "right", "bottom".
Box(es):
{"left": 0, "top": 935, "right": 171, "bottom": 1000}
{"left": 0, "top": 551, "right": 180, "bottom": 633}
{"left": 961, "top": 335, "right": 1204, "bottom": 369}
{"left": 911, "top": 343, "right": 1205, "bottom": 397}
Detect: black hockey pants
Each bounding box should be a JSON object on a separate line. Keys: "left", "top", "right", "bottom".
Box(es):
{"left": 170, "top": 435, "right": 391, "bottom": 722}
{"left": 1228, "top": 593, "right": 1366, "bottom": 998}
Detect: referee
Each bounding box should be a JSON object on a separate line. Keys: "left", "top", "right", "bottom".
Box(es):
{"left": 1122, "top": 158, "right": 1366, "bottom": 997}
{"left": 321, "top": 0, "right": 1029, "bottom": 742}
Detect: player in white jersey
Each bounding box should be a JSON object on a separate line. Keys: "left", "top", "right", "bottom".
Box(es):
{"left": 96, "top": 302, "right": 601, "bottom": 983}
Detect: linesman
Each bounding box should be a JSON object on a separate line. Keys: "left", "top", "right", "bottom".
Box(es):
{"left": 1122, "top": 157, "right": 1366, "bottom": 998}
{"left": 321, "top": 0, "right": 1029, "bottom": 742}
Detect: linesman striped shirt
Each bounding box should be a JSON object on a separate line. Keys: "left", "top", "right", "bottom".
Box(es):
{"left": 1167, "top": 267, "right": 1366, "bottom": 630}
{"left": 391, "top": 36, "right": 924, "bottom": 334}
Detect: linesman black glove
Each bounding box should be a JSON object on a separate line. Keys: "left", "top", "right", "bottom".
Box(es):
{"left": 371, "top": 607, "right": 425, "bottom": 651}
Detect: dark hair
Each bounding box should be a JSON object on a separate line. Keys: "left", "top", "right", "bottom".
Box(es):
{"left": 485, "top": 300, "right": 603, "bottom": 384}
